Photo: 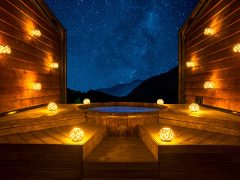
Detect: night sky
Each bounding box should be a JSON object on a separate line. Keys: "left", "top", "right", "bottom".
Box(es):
{"left": 45, "top": 0, "right": 199, "bottom": 92}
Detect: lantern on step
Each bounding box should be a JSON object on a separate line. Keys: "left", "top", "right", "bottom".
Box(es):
{"left": 48, "top": 102, "right": 58, "bottom": 111}
{"left": 204, "top": 27, "right": 215, "bottom": 36}
{"left": 50, "top": 62, "right": 59, "bottom": 69}
{"left": 83, "top": 98, "right": 90, "bottom": 104}
{"left": 189, "top": 103, "right": 200, "bottom": 112}
{"left": 70, "top": 128, "right": 84, "bottom": 142}
{"left": 233, "top": 43, "right": 240, "bottom": 53}
{"left": 157, "top": 99, "right": 164, "bottom": 105}
{"left": 159, "top": 128, "right": 174, "bottom": 142}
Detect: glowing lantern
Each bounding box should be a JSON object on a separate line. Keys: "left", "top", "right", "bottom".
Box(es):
{"left": 83, "top": 98, "right": 90, "bottom": 104}
{"left": 204, "top": 81, "right": 214, "bottom": 89}
{"left": 32, "top": 29, "right": 41, "bottom": 37}
{"left": 204, "top": 27, "right": 215, "bottom": 36}
{"left": 50, "top": 62, "right": 59, "bottom": 69}
{"left": 70, "top": 128, "right": 84, "bottom": 142}
{"left": 159, "top": 128, "right": 174, "bottom": 142}
{"left": 32, "top": 82, "right": 41, "bottom": 90}
{"left": 186, "top": 61, "right": 195, "bottom": 68}
{"left": 233, "top": 43, "right": 240, "bottom": 53}
{"left": 0, "top": 45, "right": 11, "bottom": 54}
{"left": 48, "top": 102, "right": 58, "bottom": 111}
{"left": 157, "top": 99, "right": 164, "bottom": 105}
{"left": 189, "top": 103, "right": 200, "bottom": 112}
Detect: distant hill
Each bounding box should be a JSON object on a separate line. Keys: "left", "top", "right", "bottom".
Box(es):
{"left": 127, "top": 66, "right": 178, "bottom": 103}
{"left": 97, "top": 79, "right": 143, "bottom": 97}
{"left": 67, "top": 66, "right": 178, "bottom": 104}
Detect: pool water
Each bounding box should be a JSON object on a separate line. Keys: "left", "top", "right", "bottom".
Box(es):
{"left": 88, "top": 106, "right": 159, "bottom": 113}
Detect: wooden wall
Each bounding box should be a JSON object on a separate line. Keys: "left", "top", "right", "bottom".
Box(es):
{"left": 179, "top": 0, "right": 240, "bottom": 112}
{"left": 0, "top": 0, "right": 66, "bottom": 113}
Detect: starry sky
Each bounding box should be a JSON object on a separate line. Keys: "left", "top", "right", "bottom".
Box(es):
{"left": 45, "top": 0, "right": 199, "bottom": 92}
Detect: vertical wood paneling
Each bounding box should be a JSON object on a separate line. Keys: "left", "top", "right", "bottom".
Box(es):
{"left": 180, "top": 0, "right": 240, "bottom": 112}
{"left": 0, "top": 0, "right": 66, "bottom": 113}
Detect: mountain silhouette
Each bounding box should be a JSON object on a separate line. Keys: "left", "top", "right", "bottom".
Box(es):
{"left": 97, "top": 79, "right": 143, "bottom": 97}
{"left": 67, "top": 66, "right": 178, "bottom": 104}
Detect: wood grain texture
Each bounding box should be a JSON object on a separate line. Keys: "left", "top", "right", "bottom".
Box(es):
{"left": 179, "top": 0, "right": 240, "bottom": 112}
{"left": 0, "top": 0, "right": 66, "bottom": 113}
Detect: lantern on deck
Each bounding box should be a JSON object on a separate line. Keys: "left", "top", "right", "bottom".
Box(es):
{"left": 0, "top": 45, "right": 11, "bottom": 54}
{"left": 159, "top": 128, "right": 174, "bottom": 142}
{"left": 83, "top": 98, "right": 91, "bottom": 104}
{"left": 70, "top": 128, "right": 84, "bottom": 142}
{"left": 48, "top": 102, "right": 58, "bottom": 111}
{"left": 233, "top": 43, "right": 240, "bottom": 53}
{"left": 189, "top": 103, "right": 200, "bottom": 112}
{"left": 157, "top": 99, "right": 164, "bottom": 105}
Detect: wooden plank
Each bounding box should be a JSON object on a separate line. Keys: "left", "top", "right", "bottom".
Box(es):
{"left": 31, "top": 131, "right": 62, "bottom": 144}
{"left": 0, "top": 136, "right": 9, "bottom": 143}
{"left": 182, "top": 131, "right": 216, "bottom": 145}
{"left": 200, "top": 133, "right": 228, "bottom": 145}
{"left": 42, "top": 128, "right": 70, "bottom": 144}
{"left": 6, "top": 134, "right": 27, "bottom": 144}
{"left": 218, "top": 135, "right": 240, "bottom": 145}
{"left": 18, "top": 132, "right": 44, "bottom": 144}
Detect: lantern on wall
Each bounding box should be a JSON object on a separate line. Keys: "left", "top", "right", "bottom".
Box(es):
{"left": 159, "top": 128, "right": 174, "bottom": 142}
{"left": 48, "top": 102, "right": 58, "bottom": 111}
{"left": 204, "top": 27, "right": 215, "bottom": 36}
{"left": 83, "top": 98, "right": 91, "bottom": 104}
{"left": 32, "top": 29, "right": 41, "bottom": 37}
{"left": 204, "top": 81, "right": 214, "bottom": 89}
{"left": 157, "top": 99, "right": 164, "bottom": 105}
{"left": 50, "top": 62, "right": 59, "bottom": 69}
{"left": 32, "top": 82, "right": 41, "bottom": 90}
{"left": 233, "top": 43, "right": 240, "bottom": 53}
{"left": 186, "top": 61, "right": 195, "bottom": 68}
{"left": 70, "top": 128, "right": 84, "bottom": 142}
{"left": 189, "top": 103, "right": 200, "bottom": 112}
{"left": 0, "top": 45, "right": 11, "bottom": 54}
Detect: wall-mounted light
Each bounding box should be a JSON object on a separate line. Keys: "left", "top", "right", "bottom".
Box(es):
{"left": 159, "top": 127, "right": 174, "bottom": 142}
{"left": 186, "top": 61, "right": 195, "bottom": 68}
{"left": 32, "top": 29, "right": 41, "bottom": 37}
{"left": 48, "top": 102, "right": 58, "bottom": 111}
{"left": 204, "top": 81, "right": 214, "bottom": 89}
{"left": 233, "top": 43, "right": 240, "bottom": 53}
{"left": 50, "top": 62, "right": 59, "bottom": 69}
{"left": 32, "top": 82, "right": 41, "bottom": 90}
{"left": 70, "top": 128, "right": 84, "bottom": 142}
{"left": 157, "top": 99, "right": 164, "bottom": 105}
{"left": 204, "top": 27, "right": 215, "bottom": 36}
{"left": 189, "top": 103, "right": 200, "bottom": 112}
{"left": 0, "top": 45, "right": 11, "bottom": 54}
{"left": 83, "top": 98, "right": 91, "bottom": 104}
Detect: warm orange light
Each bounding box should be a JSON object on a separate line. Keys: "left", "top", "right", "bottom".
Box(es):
{"left": 204, "top": 27, "right": 215, "bottom": 36}
{"left": 50, "top": 62, "right": 59, "bottom": 69}
{"left": 157, "top": 99, "right": 164, "bottom": 105}
{"left": 32, "top": 29, "right": 41, "bottom": 37}
{"left": 0, "top": 45, "right": 11, "bottom": 54}
{"left": 83, "top": 98, "right": 91, "bottom": 104}
{"left": 159, "top": 128, "right": 174, "bottom": 142}
{"left": 189, "top": 103, "right": 200, "bottom": 112}
{"left": 48, "top": 102, "right": 58, "bottom": 111}
{"left": 204, "top": 81, "right": 214, "bottom": 89}
{"left": 186, "top": 61, "right": 195, "bottom": 68}
{"left": 233, "top": 43, "right": 240, "bottom": 53}
{"left": 70, "top": 128, "right": 84, "bottom": 142}
{"left": 32, "top": 82, "right": 41, "bottom": 90}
